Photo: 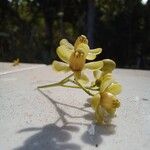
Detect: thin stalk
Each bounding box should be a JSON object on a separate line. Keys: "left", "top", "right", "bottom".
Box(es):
{"left": 37, "top": 82, "right": 60, "bottom": 89}
{"left": 37, "top": 73, "right": 74, "bottom": 89}
{"left": 61, "top": 84, "right": 99, "bottom": 91}
{"left": 86, "top": 87, "right": 100, "bottom": 91}
{"left": 61, "top": 84, "right": 79, "bottom": 89}
{"left": 73, "top": 79, "right": 94, "bottom": 96}
{"left": 60, "top": 73, "right": 74, "bottom": 83}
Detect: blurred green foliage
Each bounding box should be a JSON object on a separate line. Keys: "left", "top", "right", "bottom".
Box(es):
{"left": 0, "top": 0, "right": 150, "bottom": 69}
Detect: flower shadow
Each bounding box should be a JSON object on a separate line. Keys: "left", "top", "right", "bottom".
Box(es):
{"left": 37, "top": 89, "right": 116, "bottom": 147}
{"left": 14, "top": 88, "right": 91, "bottom": 150}
{"left": 14, "top": 123, "right": 81, "bottom": 150}
{"left": 15, "top": 89, "right": 116, "bottom": 149}
{"left": 81, "top": 124, "right": 116, "bottom": 146}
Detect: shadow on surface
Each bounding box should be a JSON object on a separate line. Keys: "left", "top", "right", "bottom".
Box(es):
{"left": 14, "top": 124, "right": 81, "bottom": 150}
{"left": 38, "top": 88, "right": 92, "bottom": 125}
{"left": 81, "top": 124, "right": 116, "bottom": 146}
{"left": 15, "top": 89, "right": 116, "bottom": 149}
{"left": 14, "top": 89, "right": 88, "bottom": 150}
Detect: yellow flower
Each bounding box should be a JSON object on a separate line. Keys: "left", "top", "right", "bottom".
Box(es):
{"left": 91, "top": 92, "right": 120, "bottom": 124}
{"left": 91, "top": 72, "right": 122, "bottom": 124}
{"left": 52, "top": 35, "right": 103, "bottom": 83}
{"left": 93, "top": 71, "right": 122, "bottom": 94}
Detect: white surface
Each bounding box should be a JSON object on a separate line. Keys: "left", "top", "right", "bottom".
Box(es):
{"left": 0, "top": 62, "right": 45, "bottom": 75}
{"left": 0, "top": 64, "right": 150, "bottom": 150}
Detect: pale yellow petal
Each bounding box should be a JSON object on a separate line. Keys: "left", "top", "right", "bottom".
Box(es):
{"left": 101, "top": 92, "right": 120, "bottom": 114}
{"left": 91, "top": 94, "right": 101, "bottom": 110}
{"left": 52, "top": 60, "right": 70, "bottom": 72}
{"left": 100, "top": 74, "right": 114, "bottom": 92}
{"left": 59, "top": 39, "right": 74, "bottom": 50}
{"left": 76, "top": 43, "right": 89, "bottom": 56}
{"left": 91, "top": 81, "right": 96, "bottom": 87}
{"left": 101, "top": 59, "right": 116, "bottom": 73}
{"left": 86, "top": 48, "right": 102, "bottom": 60}
{"left": 89, "top": 48, "right": 102, "bottom": 55}
{"left": 95, "top": 106, "right": 106, "bottom": 124}
{"left": 56, "top": 45, "right": 72, "bottom": 63}
{"left": 93, "top": 70, "right": 102, "bottom": 80}
{"left": 74, "top": 35, "right": 88, "bottom": 50}
{"left": 85, "top": 61, "right": 103, "bottom": 70}
{"left": 74, "top": 72, "right": 89, "bottom": 85}
{"left": 106, "top": 83, "right": 122, "bottom": 95}
{"left": 86, "top": 53, "right": 96, "bottom": 60}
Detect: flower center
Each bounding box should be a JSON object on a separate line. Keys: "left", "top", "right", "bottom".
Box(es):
{"left": 69, "top": 51, "right": 85, "bottom": 72}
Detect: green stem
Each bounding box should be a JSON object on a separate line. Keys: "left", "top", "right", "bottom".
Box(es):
{"left": 37, "top": 82, "right": 60, "bottom": 89}
{"left": 61, "top": 84, "right": 79, "bottom": 89}
{"left": 37, "top": 73, "right": 98, "bottom": 95}
{"left": 61, "top": 84, "right": 99, "bottom": 91}
{"left": 60, "top": 73, "right": 74, "bottom": 84}
{"left": 37, "top": 73, "right": 74, "bottom": 89}
{"left": 86, "top": 87, "right": 100, "bottom": 91}
{"left": 73, "top": 79, "right": 94, "bottom": 96}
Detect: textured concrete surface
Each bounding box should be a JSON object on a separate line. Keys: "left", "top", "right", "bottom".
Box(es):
{"left": 0, "top": 62, "right": 45, "bottom": 75}
{"left": 0, "top": 63, "right": 150, "bottom": 150}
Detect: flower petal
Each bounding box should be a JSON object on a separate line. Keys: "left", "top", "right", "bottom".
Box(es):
{"left": 101, "top": 59, "right": 116, "bottom": 73}
{"left": 85, "top": 61, "right": 103, "bottom": 70}
{"left": 106, "top": 82, "right": 122, "bottom": 95}
{"left": 86, "top": 53, "right": 96, "bottom": 60}
{"left": 93, "top": 70, "right": 102, "bottom": 80}
{"left": 91, "top": 94, "right": 101, "bottom": 110}
{"left": 74, "top": 35, "right": 88, "bottom": 50}
{"left": 89, "top": 48, "right": 102, "bottom": 55}
{"left": 101, "top": 92, "right": 119, "bottom": 114}
{"left": 74, "top": 72, "right": 89, "bottom": 84}
{"left": 52, "top": 60, "right": 70, "bottom": 72}
{"left": 100, "top": 74, "right": 114, "bottom": 92}
{"left": 76, "top": 43, "right": 89, "bottom": 56}
{"left": 95, "top": 106, "right": 107, "bottom": 124}
{"left": 60, "top": 39, "right": 74, "bottom": 50}
{"left": 56, "top": 45, "right": 73, "bottom": 63}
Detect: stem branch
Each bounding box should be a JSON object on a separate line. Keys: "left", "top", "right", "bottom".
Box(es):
{"left": 37, "top": 73, "right": 74, "bottom": 89}
{"left": 73, "top": 79, "right": 94, "bottom": 96}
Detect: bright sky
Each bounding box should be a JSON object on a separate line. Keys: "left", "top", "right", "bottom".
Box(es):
{"left": 141, "top": 0, "right": 148, "bottom": 5}
{"left": 8, "top": 0, "right": 148, "bottom": 5}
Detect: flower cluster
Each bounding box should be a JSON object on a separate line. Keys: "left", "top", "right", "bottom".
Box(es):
{"left": 38, "top": 35, "right": 122, "bottom": 125}
{"left": 52, "top": 35, "right": 103, "bottom": 84}
{"left": 91, "top": 69, "right": 121, "bottom": 124}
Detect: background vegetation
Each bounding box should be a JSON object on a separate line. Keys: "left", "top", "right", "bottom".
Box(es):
{"left": 0, "top": 0, "right": 150, "bottom": 69}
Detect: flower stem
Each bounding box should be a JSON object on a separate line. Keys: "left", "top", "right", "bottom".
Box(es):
{"left": 59, "top": 73, "right": 74, "bottom": 84}
{"left": 37, "top": 82, "right": 60, "bottom": 89}
{"left": 61, "top": 84, "right": 79, "bottom": 89}
{"left": 73, "top": 79, "right": 94, "bottom": 96}
{"left": 86, "top": 87, "right": 100, "bottom": 91}
{"left": 61, "top": 84, "right": 99, "bottom": 91}
{"left": 37, "top": 73, "right": 74, "bottom": 89}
